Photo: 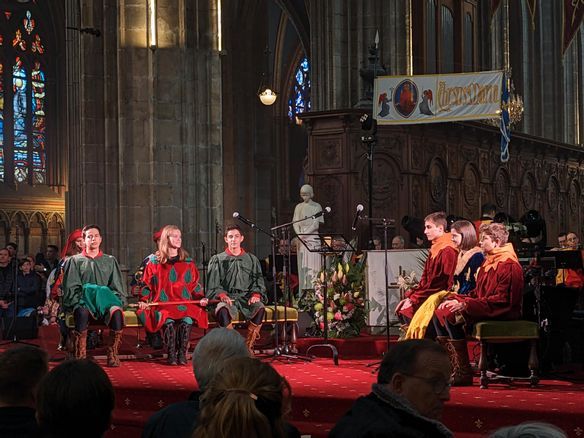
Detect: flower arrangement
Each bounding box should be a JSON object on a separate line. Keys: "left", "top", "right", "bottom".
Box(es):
{"left": 396, "top": 270, "right": 420, "bottom": 298}
{"left": 299, "top": 255, "right": 368, "bottom": 338}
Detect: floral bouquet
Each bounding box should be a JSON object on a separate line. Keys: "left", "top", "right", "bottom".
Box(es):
{"left": 397, "top": 271, "right": 420, "bottom": 298}
{"left": 299, "top": 254, "right": 368, "bottom": 338}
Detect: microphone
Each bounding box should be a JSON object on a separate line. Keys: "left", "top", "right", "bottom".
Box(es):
{"left": 351, "top": 204, "right": 364, "bottom": 230}
{"left": 309, "top": 206, "right": 332, "bottom": 220}
{"left": 233, "top": 212, "right": 256, "bottom": 228}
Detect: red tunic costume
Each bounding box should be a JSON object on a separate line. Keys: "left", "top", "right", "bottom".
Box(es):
{"left": 438, "top": 243, "right": 523, "bottom": 325}
{"left": 401, "top": 233, "right": 458, "bottom": 316}
{"left": 137, "top": 255, "right": 208, "bottom": 333}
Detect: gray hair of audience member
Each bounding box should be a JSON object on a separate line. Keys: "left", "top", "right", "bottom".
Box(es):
{"left": 377, "top": 339, "right": 448, "bottom": 384}
{"left": 0, "top": 346, "right": 48, "bottom": 405}
{"left": 488, "top": 422, "right": 567, "bottom": 438}
{"left": 192, "top": 328, "right": 250, "bottom": 391}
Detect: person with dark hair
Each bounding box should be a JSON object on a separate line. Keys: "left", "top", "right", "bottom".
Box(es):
{"left": 206, "top": 224, "right": 267, "bottom": 355}
{"left": 400, "top": 215, "right": 428, "bottom": 248}
{"left": 36, "top": 359, "right": 115, "bottom": 438}
{"left": 14, "top": 258, "right": 43, "bottom": 317}
{"left": 42, "top": 245, "right": 60, "bottom": 273}
{"left": 62, "top": 225, "right": 128, "bottom": 366}
{"left": 142, "top": 327, "right": 250, "bottom": 438}
{"left": 405, "top": 220, "right": 484, "bottom": 341}
{"left": 330, "top": 339, "right": 453, "bottom": 437}
{"left": 6, "top": 242, "right": 18, "bottom": 260}
{"left": 395, "top": 212, "right": 458, "bottom": 323}
{"left": 0, "top": 248, "right": 15, "bottom": 318}
{"left": 556, "top": 231, "right": 568, "bottom": 249}
{"left": 137, "top": 225, "right": 209, "bottom": 365}
{"left": 519, "top": 209, "right": 547, "bottom": 248}
{"left": 0, "top": 346, "right": 48, "bottom": 438}
{"left": 193, "top": 357, "right": 295, "bottom": 438}
{"left": 433, "top": 222, "right": 524, "bottom": 385}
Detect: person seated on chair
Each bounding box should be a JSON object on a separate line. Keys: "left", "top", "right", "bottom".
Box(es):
{"left": 137, "top": 225, "right": 209, "bottom": 366}
{"left": 0, "top": 346, "right": 48, "bottom": 438}
{"left": 206, "top": 224, "right": 267, "bottom": 355}
{"left": 14, "top": 258, "right": 44, "bottom": 318}
{"left": 395, "top": 212, "right": 458, "bottom": 324}
{"left": 431, "top": 222, "right": 524, "bottom": 386}
{"left": 130, "top": 227, "right": 166, "bottom": 351}
{"left": 330, "top": 339, "right": 453, "bottom": 438}
{"left": 62, "top": 224, "right": 128, "bottom": 367}
{"left": 0, "top": 248, "right": 15, "bottom": 319}
{"left": 405, "top": 219, "right": 484, "bottom": 340}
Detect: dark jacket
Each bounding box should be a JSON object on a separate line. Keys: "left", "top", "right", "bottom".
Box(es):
{"left": 17, "top": 272, "right": 43, "bottom": 309}
{"left": 329, "top": 384, "right": 453, "bottom": 438}
{"left": 0, "top": 264, "right": 15, "bottom": 301}
{"left": 0, "top": 406, "right": 40, "bottom": 438}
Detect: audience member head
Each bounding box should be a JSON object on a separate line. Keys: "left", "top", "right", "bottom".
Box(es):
{"left": 19, "top": 258, "right": 33, "bottom": 274}
{"left": 450, "top": 220, "right": 478, "bottom": 251}
{"left": 391, "top": 235, "right": 405, "bottom": 249}
{"left": 62, "top": 229, "right": 83, "bottom": 259}
{"left": 157, "top": 225, "right": 189, "bottom": 263}
{"left": 566, "top": 232, "right": 580, "bottom": 250}
{"left": 192, "top": 327, "right": 249, "bottom": 391}
{"left": 401, "top": 215, "right": 427, "bottom": 247}
{"left": 557, "top": 232, "right": 568, "bottom": 249}
{"left": 424, "top": 212, "right": 448, "bottom": 242}
{"left": 488, "top": 422, "right": 567, "bottom": 438}
{"left": 45, "top": 245, "right": 59, "bottom": 262}
{"left": 0, "top": 248, "right": 10, "bottom": 267}
{"left": 479, "top": 222, "right": 509, "bottom": 253}
{"left": 0, "top": 346, "right": 48, "bottom": 408}
{"left": 481, "top": 203, "right": 497, "bottom": 219}
{"left": 194, "top": 357, "right": 291, "bottom": 438}
{"left": 36, "top": 359, "right": 115, "bottom": 438}
{"left": 6, "top": 242, "right": 17, "bottom": 258}
{"left": 372, "top": 236, "right": 382, "bottom": 250}
{"left": 377, "top": 339, "right": 451, "bottom": 421}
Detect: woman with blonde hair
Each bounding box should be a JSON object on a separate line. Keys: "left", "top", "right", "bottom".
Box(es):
{"left": 137, "top": 225, "right": 208, "bottom": 365}
{"left": 193, "top": 357, "right": 294, "bottom": 438}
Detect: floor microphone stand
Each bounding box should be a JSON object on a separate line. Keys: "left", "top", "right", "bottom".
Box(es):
{"left": 362, "top": 216, "right": 394, "bottom": 371}
{"left": 269, "top": 218, "right": 314, "bottom": 362}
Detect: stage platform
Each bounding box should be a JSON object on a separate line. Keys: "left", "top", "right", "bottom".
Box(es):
{"left": 2, "top": 325, "right": 584, "bottom": 437}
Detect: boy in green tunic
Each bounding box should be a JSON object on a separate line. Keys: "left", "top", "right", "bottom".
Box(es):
{"left": 62, "top": 225, "right": 128, "bottom": 366}
{"left": 206, "top": 224, "right": 267, "bottom": 354}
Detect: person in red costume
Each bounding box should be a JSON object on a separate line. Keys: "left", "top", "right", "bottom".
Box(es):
{"left": 137, "top": 225, "right": 209, "bottom": 365}
{"left": 432, "top": 222, "right": 524, "bottom": 385}
{"left": 395, "top": 211, "right": 458, "bottom": 322}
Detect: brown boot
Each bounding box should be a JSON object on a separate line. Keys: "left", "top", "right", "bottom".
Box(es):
{"left": 72, "top": 330, "right": 87, "bottom": 359}
{"left": 106, "top": 330, "right": 123, "bottom": 367}
{"left": 448, "top": 339, "right": 473, "bottom": 386}
{"left": 246, "top": 322, "right": 262, "bottom": 356}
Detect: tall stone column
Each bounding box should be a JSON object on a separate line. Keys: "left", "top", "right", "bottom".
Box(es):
{"left": 308, "top": 0, "right": 409, "bottom": 111}
{"left": 65, "top": 0, "right": 223, "bottom": 269}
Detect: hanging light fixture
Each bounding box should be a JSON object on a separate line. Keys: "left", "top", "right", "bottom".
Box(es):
{"left": 258, "top": 46, "right": 277, "bottom": 106}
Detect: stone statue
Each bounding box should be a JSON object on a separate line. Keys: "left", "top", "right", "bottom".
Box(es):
{"left": 293, "top": 184, "right": 324, "bottom": 292}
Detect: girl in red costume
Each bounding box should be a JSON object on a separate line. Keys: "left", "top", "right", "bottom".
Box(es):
{"left": 137, "top": 225, "right": 208, "bottom": 365}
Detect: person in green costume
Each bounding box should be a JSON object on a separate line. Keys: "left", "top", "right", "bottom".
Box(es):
{"left": 206, "top": 224, "right": 267, "bottom": 355}
{"left": 62, "top": 224, "right": 128, "bottom": 367}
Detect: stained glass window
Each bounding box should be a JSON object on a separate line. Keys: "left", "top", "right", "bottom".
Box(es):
{"left": 0, "top": 5, "right": 47, "bottom": 184}
{"left": 288, "top": 57, "right": 310, "bottom": 124}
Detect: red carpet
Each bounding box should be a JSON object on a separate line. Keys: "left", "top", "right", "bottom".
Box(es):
{"left": 3, "top": 326, "right": 584, "bottom": 437}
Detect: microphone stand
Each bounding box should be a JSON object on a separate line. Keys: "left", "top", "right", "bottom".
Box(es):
{"left": 234, "top": 215, "right": 288, "bottom": 359}
{"left": 270, "top": 213, "right": 334, "bottom": 362}
{"left": 360, "top": 215, "right": 394, "bottom": 371}
{"left": 0, "top": 258, "right": 39, "bottom": 346}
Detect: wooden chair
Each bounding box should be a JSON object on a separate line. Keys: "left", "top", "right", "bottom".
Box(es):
{"left": 472, "top": 320, "right": 539, "bottom": 389}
